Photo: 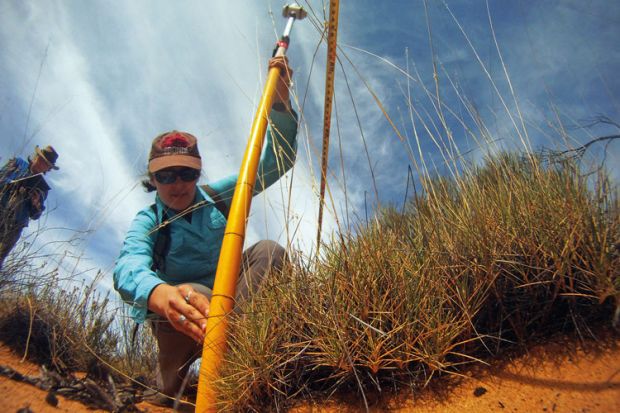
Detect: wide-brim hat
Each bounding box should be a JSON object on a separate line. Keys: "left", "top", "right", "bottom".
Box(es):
{"left": 148, "top": 130, "right": 202, "bottom": 173}
{"left": 35, "top": 145, "right": 59, "bottom": 170}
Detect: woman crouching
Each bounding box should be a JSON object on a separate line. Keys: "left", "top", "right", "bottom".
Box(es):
{"left": 113, "top": 56, "right": 297, "bottom": 405}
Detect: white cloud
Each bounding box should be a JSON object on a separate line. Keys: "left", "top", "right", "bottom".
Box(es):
{"left": 1, "top": 0, "right": 618, "bottom": 292}
{"left": 0, "top": 1, "right": 342, "bottom": 284}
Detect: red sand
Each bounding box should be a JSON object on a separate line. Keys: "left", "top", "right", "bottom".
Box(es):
{"left": 290, "top": 335, "right": 620, "bottom": 413}
{"left": 2, "top": 334, "right": 619, "bottom": 413}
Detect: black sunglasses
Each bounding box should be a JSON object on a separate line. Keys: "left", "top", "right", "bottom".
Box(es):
{"left": 154, "top": 168, "right": 200, "bottom": 184}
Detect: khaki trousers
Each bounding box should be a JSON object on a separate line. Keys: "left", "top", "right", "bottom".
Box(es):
{"left": 150, "top": 240, "right": 285, "bottom": 397}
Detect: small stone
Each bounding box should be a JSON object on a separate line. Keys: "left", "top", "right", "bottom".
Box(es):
{"left": 498, "top": 401, "right": 505, "bottom": 408}
{"left": 16, "top": 407, "right": 33, "bottom": 413}
{"left": 473, "top": 386, "right": 487, "bottom": 397}
{"left": 45, "top": 391, "right": 59, "bottom": 407}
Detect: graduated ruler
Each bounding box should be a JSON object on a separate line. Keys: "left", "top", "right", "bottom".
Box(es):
{"left": 316, "top": 0, "right": 340, "bottom": 251}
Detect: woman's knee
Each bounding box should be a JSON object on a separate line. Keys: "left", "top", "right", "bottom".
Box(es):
{"left": 253, "top": 240, "right": 286, "bottom": 270}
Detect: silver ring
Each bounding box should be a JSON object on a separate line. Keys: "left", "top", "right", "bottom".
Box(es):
{"left": 178, "top": 315, "right": 186, "bottom": 323}
{"left": 185, "top": 291, "right": 193, "bottom": 304}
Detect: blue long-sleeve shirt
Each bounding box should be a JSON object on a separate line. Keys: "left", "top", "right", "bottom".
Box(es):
{"left": 0, "top": 157, "right": 47, "bottom": 227}
{"left": 114, "top": 109, "right": 298, "bottom": 322}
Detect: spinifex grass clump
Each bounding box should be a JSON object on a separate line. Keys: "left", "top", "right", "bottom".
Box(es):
{"left": 387, "top": 153, "right": 617, "bottom": 342}
{"left": 0, "top": 273, "right": 158, "bottom": 382}
{"left": 215, "top": 152, "right": 618, "bottom": 411}
{"left": 0, "top": 276, "right": 119, "bottom": 374}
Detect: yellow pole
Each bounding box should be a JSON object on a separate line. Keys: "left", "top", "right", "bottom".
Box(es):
{"left": 195, "top": 65, "right": 283, "bottom": 413}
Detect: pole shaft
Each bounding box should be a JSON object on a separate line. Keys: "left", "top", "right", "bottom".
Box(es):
{"left": 282, "top": 16, "right": 295, "bottom": 38}
{"left": 195, "top": 66, "right": 282, "bottom": 413}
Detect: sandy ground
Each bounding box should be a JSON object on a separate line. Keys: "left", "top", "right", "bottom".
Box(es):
{"left": 0, "top": 345, "right": 170, "bottom": 413}
{"left": 290, "top": 334, "right": 620, "bottom": 413}
{"left": 1, "top": 334, "right": 619, "bottom": 413}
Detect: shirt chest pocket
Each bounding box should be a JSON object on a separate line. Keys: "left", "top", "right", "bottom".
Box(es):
{"left": 167, "top": 228, "right": 222, "bottom": 276}
{"left": 167, "top": 232, "right": 186, "bottom": 256}
{"left": 206, "top": 205, "right": 227, "bottom": 230}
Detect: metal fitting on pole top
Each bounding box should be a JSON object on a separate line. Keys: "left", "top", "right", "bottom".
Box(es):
{"left": 274, "top": 3, "right": 307, "bottom": 57}
{"left": 283, "top": 3, "right": 307, "bottom": 19}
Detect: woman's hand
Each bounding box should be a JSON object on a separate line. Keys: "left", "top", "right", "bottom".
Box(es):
{"left": 148, "top": 283, "right": 210, "bottom": 343}
{"left": 269, "top": 56, "right": 293, "bottom": 110}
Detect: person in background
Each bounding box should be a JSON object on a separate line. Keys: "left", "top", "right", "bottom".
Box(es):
{"left": 0, "top": 145, "right": 59, "bottom": 268}
{"left": 113, "top": 56, "right": 297, "bottom": 406}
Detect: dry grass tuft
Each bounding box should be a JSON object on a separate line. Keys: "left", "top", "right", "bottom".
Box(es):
{"left": 0, "top": 263, "right": 157, "bottom": 386}
{"left": 0, "top": 278, "right": 116, "bottom": 374}
{"left": 214, "top": 151, "right": 619, "bottom": 412}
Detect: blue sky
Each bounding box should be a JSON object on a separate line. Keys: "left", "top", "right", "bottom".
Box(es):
{"left": 1, "top": 0, "right": 618, "bottom": 293}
